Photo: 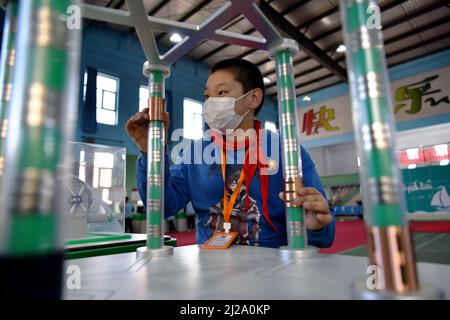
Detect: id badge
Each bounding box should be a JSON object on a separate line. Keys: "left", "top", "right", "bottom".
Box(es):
{"left": 202, "top": 231, "right": 238, "bottom": 250}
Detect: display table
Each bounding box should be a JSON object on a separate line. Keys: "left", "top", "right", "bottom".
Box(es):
{"left": 64, "top": 233, "right": 177, "bottom": 260}
{"left": 64, "top": 244, "right": 450, "bottom": 299}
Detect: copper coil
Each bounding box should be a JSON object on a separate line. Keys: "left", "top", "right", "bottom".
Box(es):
{"left": 367, "top": 225, "right": 419, "bottom": 293}
{"left": 148, "top": 96, "right": 164, "bottom": 121}
{"left": 284, "top": 176, "right": 303, "bottom": 207}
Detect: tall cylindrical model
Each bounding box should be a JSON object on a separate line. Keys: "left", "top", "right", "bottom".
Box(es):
{"left": 0, "top": 0, "right": 81, "bottom": 299}
{"left": 270, "top": 40, "right": 316, "bottom": 257}
{"left": 146, "top": 68, "right": 165, "bottom": 249}
{"left": 136, "top": 63, "right": 173, "bottom": 258}
{"left": 340, "top": 0, "right": 419, "bottom": 294}
{"left": 0, "top": 0, "right": 18, "bottom": 177}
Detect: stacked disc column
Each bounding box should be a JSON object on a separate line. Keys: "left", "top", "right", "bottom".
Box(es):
{"left": 0, "top": 0, "right": 18, "bottom": 177}
{"left": 340, "top": 0, "right": 418, "bottom": 294}
{"left": 0, "top": 0, "right": 81, "bottom": 299}
{"left": 137, "top": 63, "right": 173, "bottom": 258}
{"left": 147, "top": 69, "right": 164, "bottom": 249}
{"left": 270, "top": 40, "right": 313, "bottom": 255}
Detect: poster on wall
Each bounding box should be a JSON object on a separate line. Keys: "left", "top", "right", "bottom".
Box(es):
{"left": 403, "top": 166, "right": 450, "bottom": 217}
{"left": 299, "top": 65, "right": 450, "bottom": 141}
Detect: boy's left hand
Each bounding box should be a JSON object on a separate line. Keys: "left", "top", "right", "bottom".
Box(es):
{"left": 279, "top": 187, "right": 333, "bottom": 231}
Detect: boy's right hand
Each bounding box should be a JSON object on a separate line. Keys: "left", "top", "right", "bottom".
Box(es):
{"left": 125, "top": 107, "right": 170, "bottom": 153}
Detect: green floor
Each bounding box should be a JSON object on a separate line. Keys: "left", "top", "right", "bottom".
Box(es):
{"left": 340, "top": 232, "right": 450, "bottom": 265}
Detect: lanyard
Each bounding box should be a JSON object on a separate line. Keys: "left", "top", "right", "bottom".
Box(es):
{"left": 216, "top": 121, "right": 279, "bottom": 234}
{"left": 221, "top": 148, "right": 249, "bottom": 233}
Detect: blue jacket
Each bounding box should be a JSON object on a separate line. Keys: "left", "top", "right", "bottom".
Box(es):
{"left": 136, "top": 129, "right": 335, "bottom": 248}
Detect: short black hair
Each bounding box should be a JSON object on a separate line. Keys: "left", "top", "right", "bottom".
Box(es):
{"left": 210, "top": 58, "right": 265, "bottom": 116}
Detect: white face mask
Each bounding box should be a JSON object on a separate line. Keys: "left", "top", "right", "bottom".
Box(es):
{"left": 203, "top": 90, "right": 252, "bottom": 135}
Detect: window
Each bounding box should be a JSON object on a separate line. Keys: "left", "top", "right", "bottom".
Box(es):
{"left": 78, "top": 150, "right": 86, "bottom": 181}
{"left": 82, "top": 70, "right": 119, "bottom": 125}
{"left": 264, "top": 121, "right": 277, "bottom": 133}
{"left": 93, "top": 152, "right": 114, "bottom": 205}
{"left": 406, "top": 148, "right": 420, "bottom": 160}
{"left": 139, "top": 85, "right": 149, "bottom": 111}
{"left": 96, "top": 73, "right": 119, "bottom": 125}
{"left": 398, "top": 143, "right": 449, "bottom": 168}
{"left": 183, "top": 98, "right": 203, "bottom": 140}
{"left": 434, "top": 144, "right": 448, "bottom": 157}
{"left": 435, "top": 144, "right": 449, "bottom": 166}
{"left": 83, "top": 71, "right": 87, "bottom": 101}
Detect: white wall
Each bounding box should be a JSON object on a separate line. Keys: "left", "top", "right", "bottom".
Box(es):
{"left": 308, "top": 142, "right": 358, "bottom": 177}
{"left": 306, "top": 122, "right": 450, "bottom": 177}
{"left": 396, "top": 122, "right": 450, "bottom": 150}
{"left": 307, "top": 147, "right": 328, "bottom": 177}
{"left": 307, "top": 142, "right": 355, "bottom": 176}
{"left": 325, "top": 142, "right": 358, "bottom": 175}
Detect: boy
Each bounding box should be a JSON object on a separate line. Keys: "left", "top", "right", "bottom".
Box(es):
{"left": 126, "top": 58, "right": 334, "bottom": 248}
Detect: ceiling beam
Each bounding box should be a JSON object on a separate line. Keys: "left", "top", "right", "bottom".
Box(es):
{"left": 307, "top": 0, "right": 410, "bottom": 43}
{"left": 196, "top": 0, "right": 308, "bottom": 62}
{"left": 235, "top": 48, "right": 258, "bottom": 60}
{"left": 258, "top": 0, "right": 348, "bottom": 82}
{"left": 155, "top": 0, "right": 215, "bottom": 43}
{"left": 279, "top": 0, "right": 313, "bottom": 15}
{"left": 88, "top": 0, "right": 125, "bottom": 28}
{"left": 384, "top": 0, "right": 449, "bottom": 29}
{"left": 296, "top": 44, "right": 450, "bottom": 98}
{"left": 264, "top": 15, "right": 450, "bottom": 89}
{"left": 230, "top": 0, "right": 311, "bottom": 61}
{"left": 257, "top": 0, "right": 411, "bottom": 71}
{"left": 387, "top": 30, "right": 450, "bottom": 58}
{"left": 295, "top": 73, "right": 336, "bottom": 89}
{"left": 384, "top": 17, "right": 450, "bottom": 45}
{"left": 305, "top": 0, "right": 443, "bottom": 42}
{"left": 387, "top": 44, "right": 450, "bottom": 69}
{"left": 268, "top": 29, "right": 450, "bottom": 97}
{"left": 128, "top": 0, "right": 171, "bottom": 35}
{"left": 195, "top": 0, "right": 279, "bottom": 62}
{"left": 198, "top": 0, "right": 281, "bottom": 41}
{"left": 128, "top": 0, "right": 246, "bottom": 40}
{"left": 261, "top": 0, "right": 447, "bottom": 81}
{"left": 196, "top": 27, "right": 255, "bottom": 62}
{"left": 297, "top": 6, "right": 338, "bottom": 31}
{"left": 293, "top": 46, "right": 450, "bottom": 98}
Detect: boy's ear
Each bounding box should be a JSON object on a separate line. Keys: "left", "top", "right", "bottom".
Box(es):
{"left": 248, "top": 88, "right": 263, "bottom": 111}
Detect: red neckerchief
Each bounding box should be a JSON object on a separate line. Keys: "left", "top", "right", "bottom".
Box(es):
{"left": 211, "top": 120, "right": 279, "bottom": 233}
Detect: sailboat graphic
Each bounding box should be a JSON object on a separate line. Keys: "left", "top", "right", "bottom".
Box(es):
{"left": 431, "top": 186, "right": 450, "bottom": 210}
